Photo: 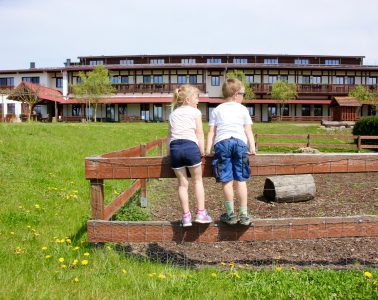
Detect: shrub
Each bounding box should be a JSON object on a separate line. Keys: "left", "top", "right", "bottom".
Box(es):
{"left": 353, "top": 116, "right": 378, "bottom": 135}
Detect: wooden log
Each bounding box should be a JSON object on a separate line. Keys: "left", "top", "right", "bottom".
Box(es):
{"left": 263, "top": 174, "right": 316, "bottom": 203}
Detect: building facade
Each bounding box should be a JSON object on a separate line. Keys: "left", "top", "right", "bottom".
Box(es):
{"left": 0, "top": 54, "right": 377, "bottom": 122}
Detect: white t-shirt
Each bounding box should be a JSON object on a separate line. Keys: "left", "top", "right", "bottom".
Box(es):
{"left": 209, "top": 101, "right": 253, "bottom": 145}
{"left": 169, "top": 105, "right": 201, "bottom": 144}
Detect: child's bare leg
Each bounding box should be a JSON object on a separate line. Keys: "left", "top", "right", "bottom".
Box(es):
{"left": 173, "top": 168, "right": 190, "bottom": 213}
{"left": 235, "top": 181, "right": 248, "bottom": 208}
{"left": 188, "top": 165, "right": 205, "bottom": 210}
{"left": 222, "top": 181, "right": 234, "bottom": 202}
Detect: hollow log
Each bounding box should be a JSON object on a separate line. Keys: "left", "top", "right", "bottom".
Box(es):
{"left": 263, "top": 174, "right": 316, "bottom": 203}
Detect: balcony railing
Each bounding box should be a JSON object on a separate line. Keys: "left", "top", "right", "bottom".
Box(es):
{"left": 251, "top": 84, "right": 378, "bottom": 95}
{"left": 0, "top": 85, "right": 15, "bottom": 91}
{"left": 112, "top": 83, "right": 206, "bottom": 94}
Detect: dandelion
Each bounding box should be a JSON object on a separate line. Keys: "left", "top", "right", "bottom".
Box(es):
{"left": 71, "top": 259, "right": 79, "bottom": 266}
{"left": 74, "top": 277, "right": 79, "bottom": 283}
{"left": 10, "top": 232, "right": 15, "bottom": 235}
{"left": 83, "top": 252, "right": 90, "bottom": 256}
{"left": 276, "top": 267, "right": 282, "bottom": 272}
{"left": 18, "top": 205, "right": 23, "bottom": 209}
{"left": 148, "top": 274, "right": 155, "bottom": 277}
{"left": 73, "top": 246, "right": 80, "bottom": 251}
{"left": 45, "top": 255, "right": 52, "bottom": 259}
{"left": 42, "top": 246, "right": 48, "bottom": 251}
{"left": 106, "top": 246, "right": 112, "bottom": 250}
{"left": 35, "top": 204, "right": 40, "bottom": 209}
{"left": 211, "top": 273, "right": 217, "bottom": 278}
{"left": 230, "top": 271, "right": 240, "bottom": 279}
{"left": 364, "top": 271, "right": 373, "bottom": 278}
{"left": 81, "top": 260, "right": 88, "bottom": 266}
{"left": 122, "top": 269, "right": 127, "bottom": 274}
{"left": 61, "top": 264, "right": 67, "bottom": 269}
{"left": 158, "top": 274, "right": 166, "bottom": 279}
{"left": 372, "top": 280, "right": 378, "bottom": 285}
{"left": 27, "top": 225, "right": 31, "bottom": 229}
{"left": 15, "top": 247, "right": 23, "bottom": 254}
{"left": 274, "top": 256, "right": 280, "bottom": 261}
{"left": 291, "top": 266, "right": 296, "bottom": 271}
{"left": 58, "top": 257, "right": 65, "bottom": 263}
{"left": 55, "top": 238, "right": 61, "bottom": 243}
{"left": 66, "top": 239, "right": 72, "bottom": 244}
{"left": 59, "top": 239, "right": 65, "bottom": 243}
{"left": 229, "top": 262, "right": 235, "bottom": 269}
{"left": 220, "top": 262, "right": 226, "bottom": 266}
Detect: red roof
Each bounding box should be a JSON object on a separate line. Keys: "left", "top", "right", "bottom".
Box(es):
{"left": 22, "top": 82, "right": 65, "bottom": 102}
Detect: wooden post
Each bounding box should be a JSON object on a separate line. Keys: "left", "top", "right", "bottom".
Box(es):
{"left": 255, "top": 134, "right": 258, "bottom": 152}
{"left": 307, "top": 134, "right": 311, "bottom": 147}
{"left": 158, "top": 139, "right": 164, "bottom": 156}
{"left": 357, "top": 136, "right": 362, "bottom": 152}
{"left": 140, "top": 144, "right": 148, "bottom": 208}
{"left": 90, "top": 179, "right": 105, "bottom": 219}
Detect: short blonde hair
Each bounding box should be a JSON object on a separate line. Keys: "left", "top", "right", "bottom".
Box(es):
{"left": 222, "top": 78, "right": 244, "bottom": 98}
{"left": 172, "top": 84, "right": 199, "bottom": 109}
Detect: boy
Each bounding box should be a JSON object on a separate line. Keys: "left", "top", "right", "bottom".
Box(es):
{"left": 206, "top": 78, "right": 256, "bottom": 225}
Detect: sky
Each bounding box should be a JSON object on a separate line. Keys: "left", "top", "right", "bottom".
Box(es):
{"left": 0, "top": 0, "right": 378, "bottom": 69}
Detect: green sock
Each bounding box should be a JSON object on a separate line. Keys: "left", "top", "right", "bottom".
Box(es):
{"left": 224, "top": 201, "right": 234, "bottom": 215}
{"left": 239, "top": 207, "right": 248, "bottom": 216}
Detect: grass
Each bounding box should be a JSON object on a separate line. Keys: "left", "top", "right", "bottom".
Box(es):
{"left": 0, "top": 122, "right": 377, "bottom": 299}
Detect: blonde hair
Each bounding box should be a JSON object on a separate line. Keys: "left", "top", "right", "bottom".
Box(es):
{"left": 222, "top": 78, "right": 244, "bottom": 98}
{"left": 172, "top": 84, "right": 199, "bottom": 109}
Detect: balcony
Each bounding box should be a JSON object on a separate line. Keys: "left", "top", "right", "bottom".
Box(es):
{"left": 251, "top": 84, "right": 377, "bottom": 96}
{"left": 111, "top": 83, "right": 206, "bottom": 94}
{"left": 0, "top": 85, "right": 15, "bottom": 91}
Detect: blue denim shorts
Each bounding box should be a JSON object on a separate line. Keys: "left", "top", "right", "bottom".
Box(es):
{"left": 212, "top": 137, "right": 250, "bottom": 182}
{"left": 170, "top": 139, "right": 201, "bottom": 169}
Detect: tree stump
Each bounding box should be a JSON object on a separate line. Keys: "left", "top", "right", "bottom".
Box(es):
{"left": 263, "top": 174, "right": 316, "bottom": 203}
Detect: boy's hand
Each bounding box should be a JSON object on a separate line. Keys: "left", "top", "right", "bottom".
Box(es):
{"left": 248, "top": 149, "right": 256, "bottom": 155}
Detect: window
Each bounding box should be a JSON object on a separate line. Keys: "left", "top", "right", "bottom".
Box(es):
{"left": 120, "top": 59, "right": 134, "bottom": 65}
{"left": 345, "top": 76, "right": 355, "bottom": 85}
{"left": 72, "top": 104, "right": 81, "bottom": 116}
{"left": 150, "top": 59, "right": 164, "bottom": 65}
{"left": 335, "top": 77, "right": 344, "bottom": 84}
{"left": 268, "top": 76, "right": 278, "bottom": 84}
{"left": 246, "top": 104, "right": 255, "bottom": 116}
{"left": 73, "top": 76, "right": 82, "bottom": 84}
{"left": 264, "top": 58, "right": 278, "bottom": 64}
{"left": 367, "top": 77, "right": 377, "bottom": 85}
{"left": 118, "top": 104, "right": 127, "bottom": 115}
{"left": 140, "top": 103, "right": 150, "bottom": 121}
{"left": 246, "top": 75, "right": 254, "bottom": 83}
{"left": 233, "top": 58, "right": 248, "bottom": 64}
{"left": 121, "top": 76, "right": 129, "bottom": 83}
{"left": 153, "top": 75, "right": 163, "bottom": 84}
{"left": 211, "top": 76, "right": 220, "bottom": 86}
{"left": 282, "top": 106, "right": 289, "bottom": 116}
{"left": 207, "top": 58, "right": 222, "bottom": 64}
{"left": 268, "top": 104, "right": 277, "bottom": 116}
{"left": 89, "top": 60, "right": 104, "bottom": 66}
{"left": 302, "top": 76, "right": 311, "bottom": 84}
{"left": 143, "top": 76, "right": 151, "bottom": 83}
{"left": 189, "top": 75, "right": 197, "bottom": 84}
{"left": 7, "top": 103, "right": 15, "bottom": 114}
{"left": 314, "top": 105, "right": 323, "bottom": 116}
{"left": 302, "top": 104, "right": 311, "bottom": 116}
{"left": 0, "top": 77, "right": 14, "bottom": 87}
{"left": 178, "top": 75, "right": 186, "bottom": 84}
{"left": 111, "top": 76, "right": 120, "bottom": 84}
{"left": 325, "top": 59, "right": 340, "bottom": 65}
{"left": 295, "top": 59, "right": 309, "bottom": 65}
{"left": 280, "top": 75, "right": 288, "bottom": 82}
{"left": 56, "top": 78, "right": 63, "bottom": 88}
{"left": 312, "top": 76, "right": 321, "bottom": 84}
{"left": 22, "top": 77, "right": 40, "bottom": 84}
{"left": 153, "top": 104, "right": 163, "bottom": 121}
{"left": 181, "top": 58, "right": 196, "bottom": 64}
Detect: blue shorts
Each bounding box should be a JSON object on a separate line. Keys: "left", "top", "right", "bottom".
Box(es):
{"left": 212, "top": 137, "right": 250, "bottom": 182}
{"left": 170, "top": 139, "right": 201, "bottom": 169}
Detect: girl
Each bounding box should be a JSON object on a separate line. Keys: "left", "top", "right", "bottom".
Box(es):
{"left": 167, "top": 84, "right": 212, "bottom": 227}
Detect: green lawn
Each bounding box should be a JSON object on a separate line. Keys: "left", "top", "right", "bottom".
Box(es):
{"left": 0, "top": 122, "right": 377, "bottom": 299}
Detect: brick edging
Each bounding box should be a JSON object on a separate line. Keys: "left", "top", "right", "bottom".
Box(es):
{"left": 87, "top": 215, "right": 378, "bottom": 243}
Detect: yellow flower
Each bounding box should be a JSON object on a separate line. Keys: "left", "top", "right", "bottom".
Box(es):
{"left": 15, "top": 247, "right": 23, "bottom": 254}
{"left": 372, "top": 280, "right": 378, "bottom": 285}
{"left": 18, "top": 205, "right": 23, "bottom": 209}
{"left": 45, "top": 255, "right": 52, "bottom": 259}
{"left": 72, "top": 259, "right": 79, "bottom": 266}
{"left": 55, "top": 239, "right": 61, "bottom": 243}
{"left": 74, "top": 277, "right": 79, "bottom": 283}
{"left": 83, "top": 252, "right": 90, "bottom": 256}
{"left": 58, "top": 257, "right": 65, "bottom": 263}
{"left": 59, "top": 239, "right": 65, "bottom": 243}
{"left": 158, "top": 274, "right": 166, "bottom": 279}
{"left": 106, "top": 246, "right": 112, "bottom": 250}
{"left": 229, "top": 262, "right": 235, "bottom": 268}
{"left": 274, "top": 256, "right": 280, "bottom": 261}
{"left": 61, "top": 264, "right": 67, "bottom": 269}
{"left": 66, "top": 239, "right": 72, "bottom": 244}
{"left": 148, "top": 273, "right": 155, "bottom": 277}
{"left": 81, "top": 260, "right": 88, "bottom": 266}
{"left": 211, "top": 273, "right": 217, "bottom": 278}
{"left": 276, "top": 267, "right": 282, "bottom": 272}
{"left": 364, "top": 271, "right": 373, "bottom": 278}
{"left": 220, "top": 262, "right": 226, "bottom": 266}
{"left": 291, "top": 266, "right": 296, "bottom": 270}
{"left": 27, "top": 225, "right": 31, "bottom": 229}
{"left": 42, "top": 246, "right": 48, "bottom": 251}
{"left": 122, "top": 269, "right": 127, "bottom": 274}
{"left": 231, "top": 271, "right": 240, "bottom": 279}
{"left": 73, "top": 246, "right": 80, "bottom": 251}
{"left": 10, "top": 232, "right": 15, "bottom": 235}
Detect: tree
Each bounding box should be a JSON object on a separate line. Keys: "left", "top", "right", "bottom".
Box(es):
{"left": 349, "top": 85, "right": 377, "bottom": 108}
{"left": 72, "top": 65, "right": 115, "bottom": 122}
{"left": 226, "top": 70, "right": 255, "bottom": 100}
{"left": 8, "top": 84, "right": 41, "bottom": 122}
{"left": 270, "top": 80, "right": 298, "bottom": 120}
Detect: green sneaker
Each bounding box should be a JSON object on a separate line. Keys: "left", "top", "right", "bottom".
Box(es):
{"left": 239, "top": 214, "right": 252, "bottom": 226}
{"left": 220, "top": 212, "right": 238, "bottom": 225}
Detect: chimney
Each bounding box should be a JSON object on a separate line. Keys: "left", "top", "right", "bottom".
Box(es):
{"left": 30, "top": 62, "right": 36, "bottom": 69}
{"left": 64, "top": 58, "right": 71, "bottom": 67}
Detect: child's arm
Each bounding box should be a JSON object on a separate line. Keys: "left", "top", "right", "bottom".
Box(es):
{"left": 206, "top": 125, "right": 216, "bottom": 155}
{"left": 195, "top": 116, "right": 205, "bottom": 156}
{"left": 244, "top": 124, "right": 256, "bottom": 155}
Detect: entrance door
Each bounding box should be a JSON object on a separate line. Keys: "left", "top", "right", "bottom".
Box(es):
{"left": 106, "top": 104, "right": 115, "bottom": 122}
{"left": 153, "top": 104, "right": 163, "bottom": 121}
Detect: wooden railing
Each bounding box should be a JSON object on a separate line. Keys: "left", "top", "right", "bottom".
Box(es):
{"left": 280, "top": 116, "right": 332, "bottom": 122}
{"left": 112, "top": 83, "right": 206, "bottom": 94}
{"left": 255, "top": 134, "right": 378, "bottom": 150}
{"left": 0, "top": 85, "right": 15, "bottom": 90}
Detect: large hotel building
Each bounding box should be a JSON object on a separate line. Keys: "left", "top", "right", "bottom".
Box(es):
{"left": 0, "top": 53, "right": 377, "bottom": 122}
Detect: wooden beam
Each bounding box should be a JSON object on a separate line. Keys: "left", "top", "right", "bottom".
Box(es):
{"left": 85, "top": 153, "right": 378, "bottom": 179}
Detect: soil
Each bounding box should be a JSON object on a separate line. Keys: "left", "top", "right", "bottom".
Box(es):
{"left": 127, "top": 173, "right": 378, "bottom": 269}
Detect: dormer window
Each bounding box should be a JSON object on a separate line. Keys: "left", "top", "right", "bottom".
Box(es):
{"left": 89, "top": 60, "right": 104, "bottom": 66}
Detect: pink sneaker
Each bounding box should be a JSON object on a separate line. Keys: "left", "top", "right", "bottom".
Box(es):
{"left": 181, "top": 212, "right": 192, "bottom": 227}
{"left": 195, "top": 209, "right": 213, "bottom": 224}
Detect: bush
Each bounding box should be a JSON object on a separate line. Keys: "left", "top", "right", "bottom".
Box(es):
{"left": 352, "top": 116, "right": 378, "bottom": 135}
